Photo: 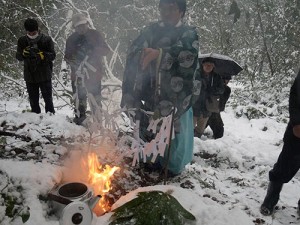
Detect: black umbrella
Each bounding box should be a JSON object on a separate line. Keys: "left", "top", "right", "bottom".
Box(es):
{"left": 199, "top": 53, "right": 243, "bottom": 77}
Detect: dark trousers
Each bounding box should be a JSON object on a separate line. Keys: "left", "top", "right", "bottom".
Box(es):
{"left": 71, "top": 78, "right": 101, "bottom": 118}
{"left": 207, "top": 112, "right": 224, "bottom": 139}
{"left": 269, "top": 125, "right": 300, "bottom": 183}
{"left": 26, "top": 80, "right": 55, "bottom": 114}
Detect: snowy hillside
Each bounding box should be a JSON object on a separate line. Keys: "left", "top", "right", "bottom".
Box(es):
{"left": 0, "top": 87, "right": 299, "bottom": 225}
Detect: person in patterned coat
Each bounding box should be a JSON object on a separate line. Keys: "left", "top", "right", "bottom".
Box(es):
{"left": 121, "top": 0, "right": 201, "bottom": 175}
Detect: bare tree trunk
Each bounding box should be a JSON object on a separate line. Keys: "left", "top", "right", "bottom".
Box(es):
{"left": 256, "top": 0, "right": 274, "bottom": 76}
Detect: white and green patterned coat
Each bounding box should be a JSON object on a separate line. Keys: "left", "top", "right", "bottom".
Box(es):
{"left": 121, "top": 21, "right": 201, "bottom": 120}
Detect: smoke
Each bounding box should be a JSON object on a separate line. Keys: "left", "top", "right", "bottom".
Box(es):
{"left": 61, "top": 150, "right": 90, "bottom": 184}
{"left": 60, "top": 143, "right": 122, "bottom": 184}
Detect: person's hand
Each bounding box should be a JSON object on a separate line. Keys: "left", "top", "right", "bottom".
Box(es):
{"left": 141, "top": 48, "right": 160, "bottom": 70}
{"left": 22, "top": 46, "right": 30, "bottom": 58}
{"left": 36, "top": 51, "right": 45, "bottom": 61}
{"left": 293, "top": 125, "right": 300, "bottom": 138}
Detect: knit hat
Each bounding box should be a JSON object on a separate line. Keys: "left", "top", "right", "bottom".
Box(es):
{"left": 24, "top": 18, "right": 38, "bottom": 32}
{"left": 72, "top": 14, "right": 88, "bottom": 27}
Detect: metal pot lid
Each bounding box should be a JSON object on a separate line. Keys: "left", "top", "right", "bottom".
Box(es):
{"left": 58, "top": 182, "right": 88, "bottom": 198}
{"left": 59, "top": 201, "right": 92, "bottom": 225}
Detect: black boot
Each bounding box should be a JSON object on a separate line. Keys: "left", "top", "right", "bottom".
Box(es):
{"left": 73, "top": 115, "right": 87, "bottom": 125}
{"left": 260, "top": 181, "right": 283, "bottom": 216}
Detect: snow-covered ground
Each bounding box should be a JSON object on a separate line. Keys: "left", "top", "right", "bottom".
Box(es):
{"left": 0, "top": 91, "right": 299, "bottom": 225}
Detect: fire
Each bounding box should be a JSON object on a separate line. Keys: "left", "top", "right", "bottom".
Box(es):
{"left": 81, "top": 152, "right": 119, "bottom": 214}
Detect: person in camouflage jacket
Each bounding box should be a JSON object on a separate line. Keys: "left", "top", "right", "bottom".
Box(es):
{"left": 121, "top": 0, "right": 201, "bottom": 175}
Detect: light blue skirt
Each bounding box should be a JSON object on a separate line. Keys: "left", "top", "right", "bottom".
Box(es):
{"left": 160, "top": 107, "right": 194, "bottom": 174}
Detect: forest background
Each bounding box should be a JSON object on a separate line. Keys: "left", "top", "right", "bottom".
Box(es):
{"left": 0, "top": 0, "right": 300, "bottom": 120}
{"left": 1, "top": 1, "right": 300, "bottom": 224}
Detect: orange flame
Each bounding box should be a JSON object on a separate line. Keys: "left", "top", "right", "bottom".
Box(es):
{"left": 81, "top": 152, "right": 119, "bottom": 214}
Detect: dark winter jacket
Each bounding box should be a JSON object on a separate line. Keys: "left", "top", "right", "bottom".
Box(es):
{"left": 289, "top": 70, "right": 300, "bottom": 127}
{"left": 16, "top": 33, "right": 56, "bottom": 83}
{"left": 193, "top": 71, "right": 225, "bottom": 117}
{"left": 219, "top": 85, "right": 231, "bottom": 112}
{"left": 64, "top": 29, "right": 110, "bottom": 83}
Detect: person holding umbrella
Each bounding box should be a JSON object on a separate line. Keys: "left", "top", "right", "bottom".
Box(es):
{"left": 199, "top": 53, "right": 243, "bottom": 77}
{"left": 193, "top": 57, "right": 224, "bottom": 138}
{"left": 193, "top": 53, "right": 242, "bottom": 138}
{"left": 121, "top": 0, "right": 201, "bottom": 176}
{"left": 206, "top": 75, "right": 232, "bottom": 139}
